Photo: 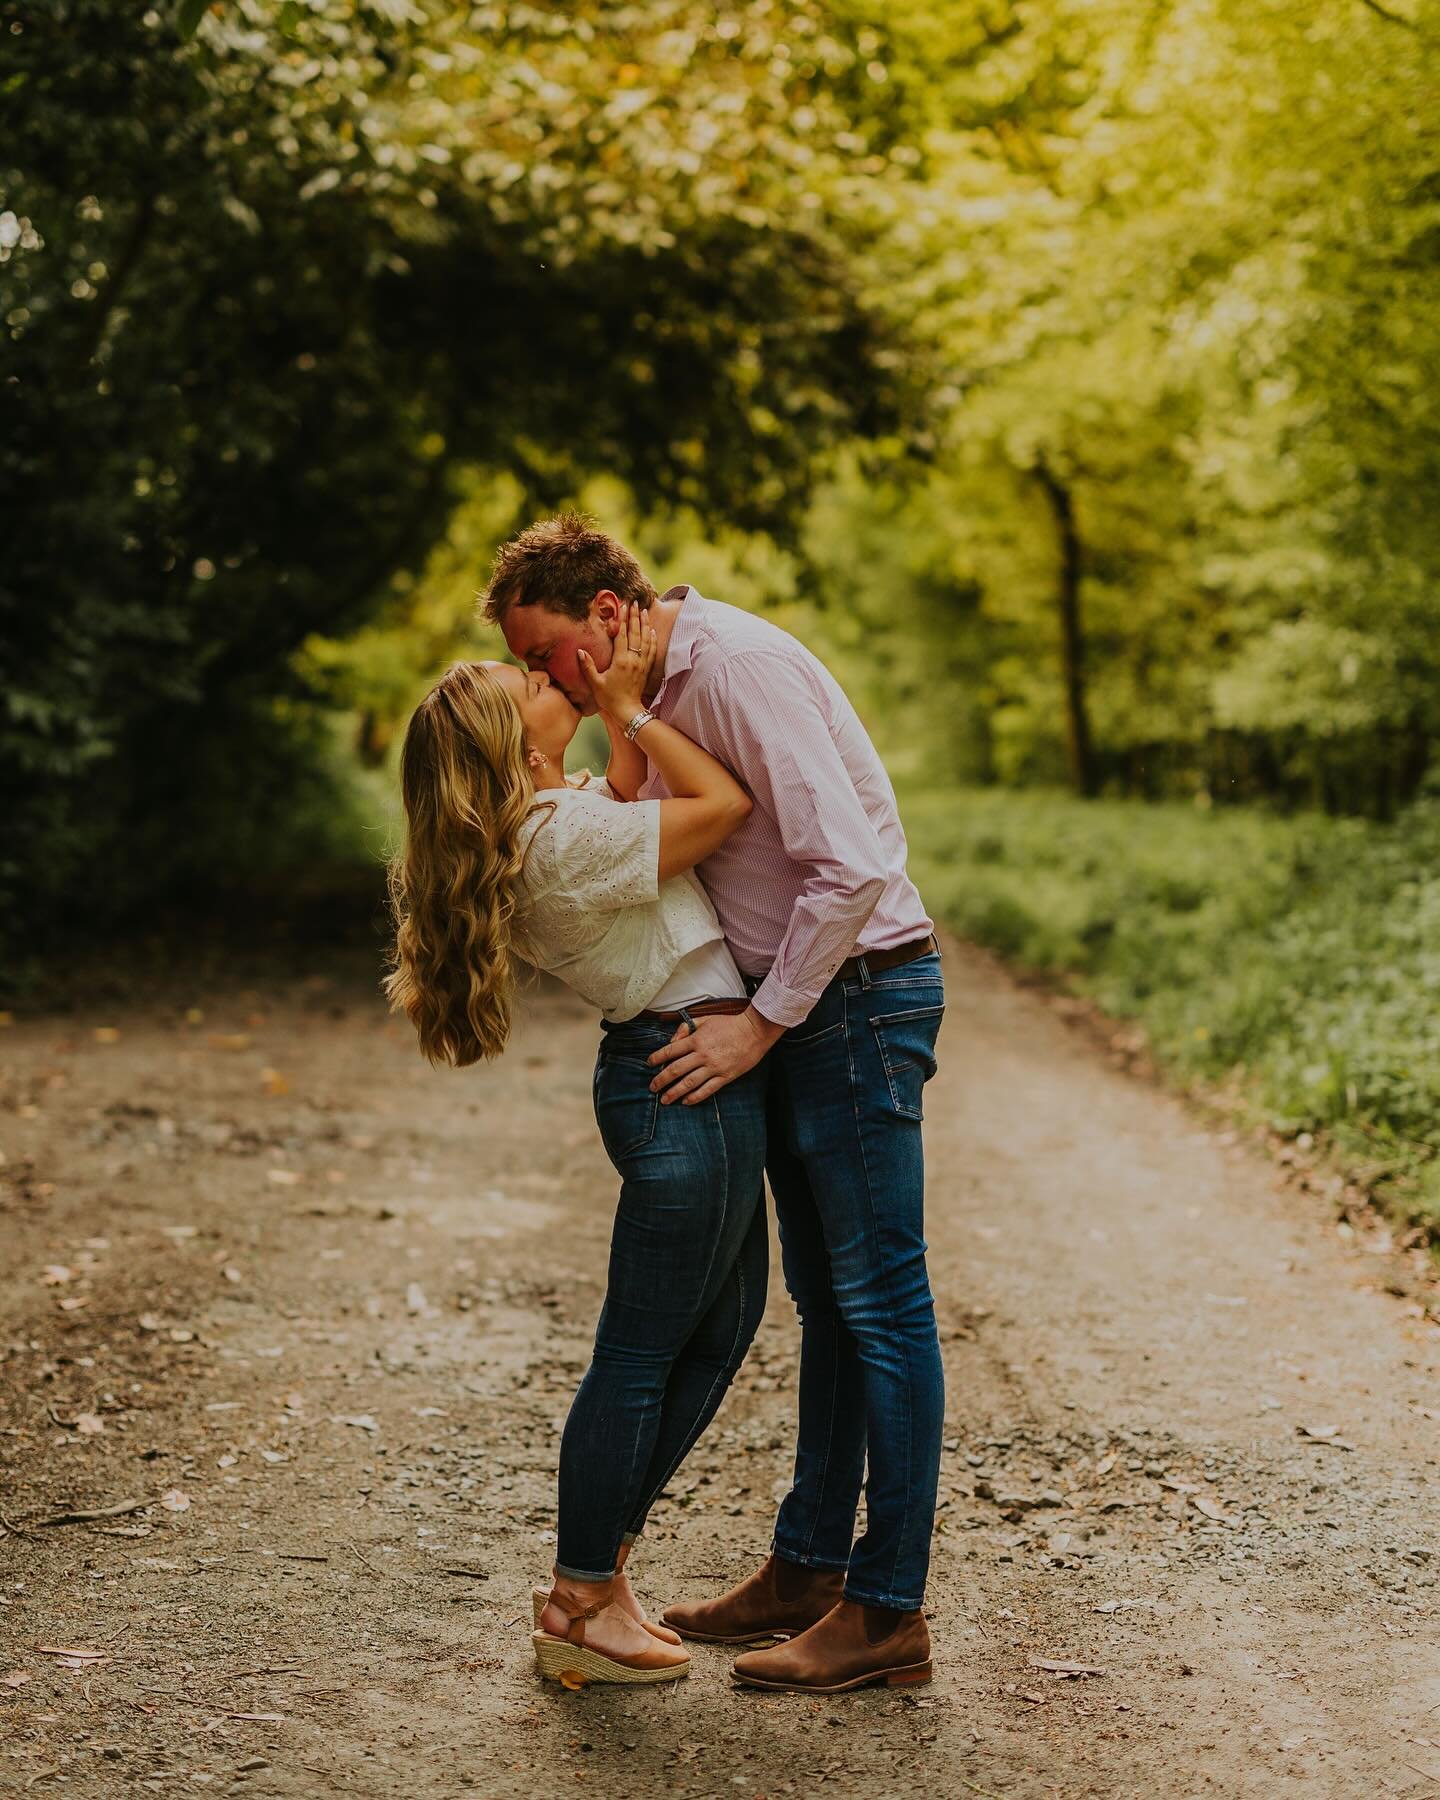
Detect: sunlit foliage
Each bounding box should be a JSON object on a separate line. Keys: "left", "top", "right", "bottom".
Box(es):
{"left": 0, "top": 0, "right": 938, "bottom": 944}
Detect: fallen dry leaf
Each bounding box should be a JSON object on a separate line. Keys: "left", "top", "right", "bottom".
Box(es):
{"left": 1297, "top": 1423, "right": 1355, "bottom": 1450}
{"left": 333, "top": 1414, "right": 379, "bottom": 1434}
{"left": 159, "top": 1489, "right": 191, "bottom": 1512}
{"left": 558, "top": 1670, "right": 588, "bottom": 1692}
{"left": 37, "top": 1647, "right": 108, "bottom": 1663}
{"left": 1192, "top": 1495, "right": 1239, "bottom": 1525}
{"left": 260, "top": 1068, "right": 289, "bottom": 1097}
{"left": 1004, "top": 1684, "right": 1048, "bottom": 1705}
{"left": 1031, "top": 1657, "right": 1107, "bottom": 1678}
{"left": 2, "top": 1671, "right": 31, "bottom": 1688}
{"left": 41, "top": 1266, "right": 73, "bottom": 1286}
{"left": 74, "top": 1414, "right": 105, "bottom": 1436}
{"left": 1095, "top": 1452, "right": 1118, "bottom": 1476}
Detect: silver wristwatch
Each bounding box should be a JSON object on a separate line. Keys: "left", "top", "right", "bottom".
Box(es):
{"left": 622, "top": 709, "right": 656, "bottom": 743}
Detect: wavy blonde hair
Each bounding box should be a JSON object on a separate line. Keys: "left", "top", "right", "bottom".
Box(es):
{"left": 384, "top": 663, "right": 550, "bottom": 1065}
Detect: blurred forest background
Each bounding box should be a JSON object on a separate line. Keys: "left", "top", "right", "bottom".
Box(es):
{"left": 3, "top": 0, "right": 1437, "bottom": 1218}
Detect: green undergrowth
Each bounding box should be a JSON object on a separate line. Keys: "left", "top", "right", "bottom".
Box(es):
{"left": 900, "top": 786, "right": 1440, "bottom": 1233}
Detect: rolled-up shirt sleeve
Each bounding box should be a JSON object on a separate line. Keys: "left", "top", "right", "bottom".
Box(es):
{"left": 686, "top": 653, "right": 887, "bottom": 1028}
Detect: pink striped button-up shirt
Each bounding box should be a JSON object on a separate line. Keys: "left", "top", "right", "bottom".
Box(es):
{"left": 638, "top": 588, "right": 934, "bottom": 1029}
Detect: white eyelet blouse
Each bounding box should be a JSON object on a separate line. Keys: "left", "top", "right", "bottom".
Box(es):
{"left": 512, "top": 780, "right": 745, "bottom": 1022}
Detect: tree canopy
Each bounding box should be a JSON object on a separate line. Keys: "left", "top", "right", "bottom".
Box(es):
{"left": 1, "top": 0, "right": 947, "bottom": 945}
{"left": 3, "top": 0, "right": 1437, "bottom": 970}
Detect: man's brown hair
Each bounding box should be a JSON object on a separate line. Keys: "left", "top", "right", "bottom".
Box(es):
{"left": 480, "top": 513, "right": 657, "bottom": 625}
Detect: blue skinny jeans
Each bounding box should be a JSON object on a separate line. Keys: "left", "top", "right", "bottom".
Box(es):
{"left": 762, "top": 952, "right": 946, "bottom": 1611}
{"left": 554, "top": 1018, "right": 768, "bottom": 1581}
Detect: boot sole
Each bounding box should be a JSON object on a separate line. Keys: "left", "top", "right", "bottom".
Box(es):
{"left": 663, "top": 1623, "right": 797, "bottom": 1646}
{"left": 532, "top": 1632, "right": 690, "bottom": 1687}
{"left": 731, "top": 1658, "right": 933, "bottom": 1694}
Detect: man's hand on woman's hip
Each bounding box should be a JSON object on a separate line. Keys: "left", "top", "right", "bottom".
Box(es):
{"left": 648, "top": 1008, "right": 783, "bottom": 1104}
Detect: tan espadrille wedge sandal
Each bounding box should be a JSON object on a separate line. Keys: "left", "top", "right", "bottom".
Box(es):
{"left": 531, "top": 1589, "right": 691, "bottom": 1689}
{"left": 531, "top": 1585, "right": 682, "bottom": 1646}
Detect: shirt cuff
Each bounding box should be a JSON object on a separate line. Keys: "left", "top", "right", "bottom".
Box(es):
{"left": 749, "top": 971, "right": 823, "bottom": 1031}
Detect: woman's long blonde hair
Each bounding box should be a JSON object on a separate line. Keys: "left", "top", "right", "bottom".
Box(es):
{"left": 384, "top": 663, "right": 548, "bottom": 1065}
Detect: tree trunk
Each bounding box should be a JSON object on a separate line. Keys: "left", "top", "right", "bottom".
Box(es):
{"left": 1034, "top": 456, "right": 1096, "bottom": 798}
{"left": 1400, "top": 725, "right": 1429, "bottom": 803}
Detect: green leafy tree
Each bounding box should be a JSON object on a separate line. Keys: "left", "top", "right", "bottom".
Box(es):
{"left": 0, "top": 0, "right": 940, "bottom": 966}
{"left": 893, "top": 0, "right": 1440, "bottom": 805}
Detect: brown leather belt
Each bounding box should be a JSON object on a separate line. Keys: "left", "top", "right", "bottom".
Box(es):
{"left": 635, "top": 936, "right": 938, "bottom": 1026}
{"left": 633, "top": 996, "right": 752, "bottom": 1026}
{"left": 835, "top": 933, "right": 938, "bottom": 984}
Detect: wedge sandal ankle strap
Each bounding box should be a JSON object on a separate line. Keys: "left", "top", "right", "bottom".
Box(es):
{"left": 546, "top": 1594, "right": 609, "bottom": 1647}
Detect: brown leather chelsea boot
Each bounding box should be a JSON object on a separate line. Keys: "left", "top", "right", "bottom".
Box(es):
{"left": 660, "top": 1554, "right": 846, "bottom": 1645}
{"left": 730, "top": 1599, "right": 931, "bottom": 1693}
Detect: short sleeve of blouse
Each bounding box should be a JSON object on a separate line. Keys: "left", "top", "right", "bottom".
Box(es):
{"left": 527, "top": 791, "right": 661, "bottom": 912}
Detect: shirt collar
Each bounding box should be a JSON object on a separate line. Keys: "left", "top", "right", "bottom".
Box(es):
{"left": 653, "top": 585, "right": 702, "bottom": 701}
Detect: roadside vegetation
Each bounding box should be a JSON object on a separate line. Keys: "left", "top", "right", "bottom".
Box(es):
{"left": 903, "top": 787, "right": 1440, "bottom": 1232}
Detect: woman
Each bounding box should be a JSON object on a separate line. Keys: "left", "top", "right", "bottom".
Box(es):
{"left": 386, "top": 605, "right": 766, "bottom": 1688}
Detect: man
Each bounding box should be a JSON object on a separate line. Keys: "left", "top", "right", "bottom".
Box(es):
{"left": 485, "top": 514, "right": 945, "bottom": 1694}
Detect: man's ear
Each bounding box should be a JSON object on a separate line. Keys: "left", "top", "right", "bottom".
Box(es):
{"left": 592, "top": 589, "right": 622, "bottom": 637}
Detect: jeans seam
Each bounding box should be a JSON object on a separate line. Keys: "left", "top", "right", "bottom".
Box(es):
{"left": 795, "top": 1308, "right": 842, "bottom": 1563}
{"left": 787, "top": 1035, "right": 841, "bottom": 1565}
{"left": 618, "top": 1095, "right": 736, "bottom": 1538}
{"left": 847, "top": 988, "right": 916, "bottom": 1605}
{"left": 627, "top": 1360, "right": 733, "bottom": 1534}
{"left": 625, "top": 1232, "right": 747, "bottom": 1533}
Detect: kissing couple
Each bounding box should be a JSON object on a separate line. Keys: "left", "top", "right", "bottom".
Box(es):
{"left": 387, "top": 514, "right": 946, "bottom": 1695}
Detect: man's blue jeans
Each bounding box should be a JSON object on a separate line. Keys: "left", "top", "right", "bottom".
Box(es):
{"left": 763, "top": 951, "right": 945, "bottom": 1611}
{"left": 554, "top": 1020, "right": 768, "bottom": 1581}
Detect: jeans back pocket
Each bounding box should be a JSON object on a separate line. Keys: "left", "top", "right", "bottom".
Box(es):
{"left": 869, "top": 1005, "right": 944, "bottom": 1120}
{"left": 593, "top": 1053, "right": 660, "bottom": 1161}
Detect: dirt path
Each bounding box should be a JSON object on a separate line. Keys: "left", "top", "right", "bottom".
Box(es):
{"left": 1, "top": 937, "right": 1437, "bottom": 1798}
